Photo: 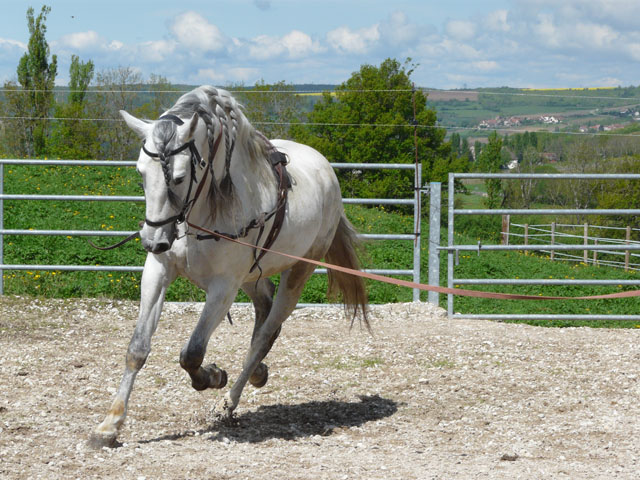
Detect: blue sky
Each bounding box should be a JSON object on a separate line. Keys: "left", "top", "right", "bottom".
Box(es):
{"left": 2, "top": 0, "right": 640, "bottom": 89}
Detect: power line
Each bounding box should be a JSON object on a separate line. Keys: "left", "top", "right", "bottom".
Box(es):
{"left": 1, "top": 115, "right": 638, "bottom": 137}
{"left": 2, "top": 87, "right": 640, "bottom": 102}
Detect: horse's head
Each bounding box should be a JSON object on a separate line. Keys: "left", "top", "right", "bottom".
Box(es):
{"left": 121, "top": 110, "right": 202, "bottom": 254}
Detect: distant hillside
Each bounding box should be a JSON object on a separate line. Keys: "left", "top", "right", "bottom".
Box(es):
{"left": 425, "top": 86, "right": 640, "bottom": 136}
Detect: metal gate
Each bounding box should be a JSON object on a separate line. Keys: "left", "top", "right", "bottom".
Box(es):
{"left": 443, "top": 172, "right": 640, "bottom": 321}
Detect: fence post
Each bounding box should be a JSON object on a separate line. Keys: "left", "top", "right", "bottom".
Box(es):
{"left": 413, "top": 164, "right": 422, "bottom": 302}
{"left": 584, "top": 222, "right": 589, "bottom": 263}
{"left": 550, "top": 222, "right": 556, "bottom": 261}
{"left": 428, "top": 182, "right": 441, "bottom": 306}
{"left": 593, "top": 238, "right": 598, "bottom": 266}
{"left": 447, "top": 173, "right": 455, "bottom": 318}
{"left": 625, "top": 225, "right": 631, "bottom": 271}
{"left": 0, "top": 162, "right": 3, "bottom": 295}
{"left": 501, "top": 214, "right": 510, "bottom": 245}
{"left": 524, "top": 224, "right": 529, "bottom": 246}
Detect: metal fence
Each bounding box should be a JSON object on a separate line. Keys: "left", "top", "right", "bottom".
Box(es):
{"left": 443, "top": 172, "right": 640, "bottom": 321}
{"left": 506, "top": 222, "right": 640, "bottom": 271}
{"left": 0, "top": 159, "right": 422, "bottom": 300}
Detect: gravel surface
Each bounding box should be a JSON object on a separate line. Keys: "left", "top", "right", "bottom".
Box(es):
{"left": 0, "top": 296, "right": 639, "bottom": 479}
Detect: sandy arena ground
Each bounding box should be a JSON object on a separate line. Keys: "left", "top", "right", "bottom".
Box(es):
{"left": 0, "top": 296, "right": 638, "bottom": 479}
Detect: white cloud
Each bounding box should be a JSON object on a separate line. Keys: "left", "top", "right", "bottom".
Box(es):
{"left": 627, "top": 43, "right": 640, "bottom": 61}
{"left": 248, "top": 35, "right": 283, "bottom": 60}
{"left": 597, "top": 76, "right": 623, "bottom": 87}
{"left": 57, "top": 31, "right": 101, "bottom": 50}
{"left": 170, "top": 11, "right": 226, "bottom": 52}
{"left": 137, "top": 40, "right": 177, "bottom": 63}
{"left": 327, "top": 25, "right": 380, "bottom": 54}
{"left": 445, "top": 20, "right": 476, "bottom": 41}
{"left": 472, "top": 60, "right": 499, "bottom": 71}
{"left": 486, "top": 10, "right": 510, "bottom": 33}
{"left": 281, "top": 30, "right": 323, "bottom": 58}
{"left": 4, "top": 3, "right": 639, "bottom": 90}
{"left": 108, "top": 40, "right": 124, "bottom": 51}
{"left": 195, "top": 68, "right": 225, "bottom": 83}
{"left": 379, "top": 11, "right": 421, "bottom": 46}
{"left": 0, "top": 38, "right": 26, "bottom": 50}
{"left": 248, "top": 30, "right": 323, "bottom": 60}
{"left": 227, "top": 67, "right": 260, "bottom": 82}
{"left": 572, "top": 23, "right": 619, "bottom": 49}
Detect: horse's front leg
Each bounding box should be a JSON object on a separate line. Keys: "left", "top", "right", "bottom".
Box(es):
{"left": 89, "top": 255, "right": 176, "bottom": 448}
{"left": 179, "top": 277, "right": 239, "bottom": 392}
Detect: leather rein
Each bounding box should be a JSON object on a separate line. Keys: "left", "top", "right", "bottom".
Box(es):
{"left": 91, "top": 115, "right": 640, "bottom": 302}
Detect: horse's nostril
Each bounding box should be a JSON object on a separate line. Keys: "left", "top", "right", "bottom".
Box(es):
{"left": 152, "top": 242, "right": 171, "bottom": 254}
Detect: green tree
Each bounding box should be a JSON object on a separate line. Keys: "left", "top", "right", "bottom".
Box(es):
{"left": 48, "top": 55, "right": 99, "bottom": 159}
{"left": 506, "top": 146, "right": 540, "bottom": 208}
{"left": 594, "top": 155, "right": 640, "bottom": 239}
{"left": 476, "top": 131, "right": 504, "bottom": 208}
{"left": 68, "top": 54, "right": 94, "bottom": 104}
{"left": 0, "top": 82, "right": 30, "bottom": 156}
{"left": 16, "top": 5, "right": 58, "bottom": 156}
{"left": 292, "top": 58, "right": 454, "bottom": 200}
{"left": 239, "top": 80, "right": 304, "bottom": 139}
{"left": 91, "top": 67, "right": 142, "bottom": 160}
{"left": 135, "top": 74, "right": 176, "bottom": 120}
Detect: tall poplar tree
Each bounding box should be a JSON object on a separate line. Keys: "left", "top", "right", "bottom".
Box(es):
{"left": 16, "top": 5, "right": 58, "bottom": 156}
{"left": 49, "top": 55, "right": 98, "bottom": 159}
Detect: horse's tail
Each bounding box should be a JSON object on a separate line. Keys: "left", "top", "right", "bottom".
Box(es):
{"left": 325, "top": 213, "right": 370, "bottom": 330}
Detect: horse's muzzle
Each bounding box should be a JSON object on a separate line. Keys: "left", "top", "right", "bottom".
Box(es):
{"left": 141, "top": 223, "right": 176, "bottom": 254}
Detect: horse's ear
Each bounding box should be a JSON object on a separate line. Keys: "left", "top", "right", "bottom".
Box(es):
{"left": 178, "top": 113, "right": 199, "bottom": 142}
{"left": 120, "top": 110, "right": 150, "bottom": 138}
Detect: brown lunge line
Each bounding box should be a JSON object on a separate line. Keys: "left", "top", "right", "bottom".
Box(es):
{"left": 186, "top": 221, "right": 640, "bottom": 301}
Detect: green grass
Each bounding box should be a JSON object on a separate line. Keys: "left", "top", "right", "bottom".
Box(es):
{"left": 3, "top": 162, "right": 640, "bottom": 328}
{"left": 450, "top": 246, "right": 640, "bottom": 328}
{"left": 0, "top": 163, "right": 417, "bottom": 304}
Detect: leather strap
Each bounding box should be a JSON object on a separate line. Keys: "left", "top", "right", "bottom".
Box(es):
{"left": 185, "top": 221, "right": 640, "bottom": 301}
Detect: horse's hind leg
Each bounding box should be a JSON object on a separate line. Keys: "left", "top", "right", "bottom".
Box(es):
{"left": 241, "top": 278, "right": 278, "bottom": 388}
{"left": 215, "top": 261, "right": 316, "bottom": 419}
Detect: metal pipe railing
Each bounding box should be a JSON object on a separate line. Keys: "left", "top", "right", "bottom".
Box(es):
{"left": 0, "top": 159, "right": 422, "bottom": 299}
{"left": 447, "top": 172, "right": 640, "bottom": 321}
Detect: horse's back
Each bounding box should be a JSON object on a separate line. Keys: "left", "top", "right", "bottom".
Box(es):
{"left": 270, "top": 139, "right": 338, "bottom": 187}
{"left": 258, "top": 139, "right": 343, "bottom": 259}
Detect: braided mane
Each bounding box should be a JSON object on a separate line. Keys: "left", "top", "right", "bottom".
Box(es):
{"left": 157, "top": 86, "right": 271, "bottom": 221}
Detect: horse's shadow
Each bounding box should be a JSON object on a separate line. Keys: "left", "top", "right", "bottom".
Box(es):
{"left": 141, "top": 395, "right": 398, "bottom": 445}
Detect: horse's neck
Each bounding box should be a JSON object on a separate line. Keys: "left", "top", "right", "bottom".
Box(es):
{"left": 228, "top": 144, "right": 276, "bottom": 217}
{"left": 190, "top": 142, "right": 275, "bottom": 230}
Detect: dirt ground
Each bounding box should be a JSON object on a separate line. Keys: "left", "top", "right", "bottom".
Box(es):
{"left": 0, "top": 296, "right": 638, "bottom": 479}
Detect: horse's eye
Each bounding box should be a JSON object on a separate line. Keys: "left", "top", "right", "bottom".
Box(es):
{"left": 174, "top": 176, "right": 185, "bottom": 186}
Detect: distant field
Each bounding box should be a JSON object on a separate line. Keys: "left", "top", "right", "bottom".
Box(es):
{"left": 521, "top": 87, "right": 617, "bottom": 92}
{"left": 424, "top": 90, "right": 479, "bottom": 102}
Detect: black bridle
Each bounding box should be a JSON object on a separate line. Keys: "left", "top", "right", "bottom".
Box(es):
{"left": 140, "top": 114, "right": 208, "bottom": 228}
{"left": 141, "top": 138, "right": 204, "bottom": 228}
{"left": 88, "top": 114, "right": 212, "bottom": 251}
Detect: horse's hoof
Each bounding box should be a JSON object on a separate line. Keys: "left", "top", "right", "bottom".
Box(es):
{"left": 213, "top": 394, "right": 237, "bottom": 424}
{"left": 249, "top": 362, "right": 269, "bottom": 388}
{"left": 218, "top": 368, "right": 228, "bottom": 389}
{"left": 192, "top": 364, "right": 227, "bottom": 391}
{"left": 203, "top": 363, "right": 227, "bottom": 389}
{"left": 87, "top": 431, "right": 119, "bottom": 449}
